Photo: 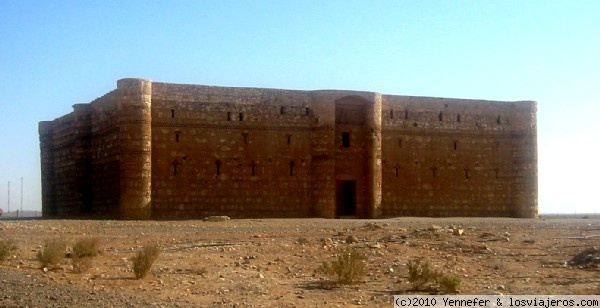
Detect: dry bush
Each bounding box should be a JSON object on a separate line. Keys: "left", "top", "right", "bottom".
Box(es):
{"left": 438, "top": 274, "right": 462, "bottom": 294}
{"left": 407, "top": 258, "right": 461, "bottom": 294}
{"left": 72, "top": 238, "right": 101, "bottom": 273}
{"left": 407, "top": 258, "right": 441, "bottom": 290}
{"left": 37, "top": 239, "right": 67, "bottom": 268}
{"left": 132, "top": 245, "right": 161, "bottom": 279}
{"left": 0, "top": 239, "right": 18, "bottom": 261}
{"left": 317, "top": 246, "right": 366, "bottom": 285}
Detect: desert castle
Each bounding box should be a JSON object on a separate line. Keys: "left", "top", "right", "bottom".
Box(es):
{"left": 39, "top": 78, "right": 537, "bottom": 219}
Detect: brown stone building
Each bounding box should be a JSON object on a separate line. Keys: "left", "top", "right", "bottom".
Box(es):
{"left": 39, "top": 78, "right": 537, "bottom": 219}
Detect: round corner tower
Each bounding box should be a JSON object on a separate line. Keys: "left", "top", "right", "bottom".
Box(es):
{"left": 117, "top": 78, "right": 153, "bottom": 219}
{"left": 39, "top": 121, "right": 56, "bottom": 217}
{"left": 511, "top": 100, "right": 538, "bottom": 218}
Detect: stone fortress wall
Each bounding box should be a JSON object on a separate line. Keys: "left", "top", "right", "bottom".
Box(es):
{"left": 39, "top": 78, "right": 537, "bottom": 219}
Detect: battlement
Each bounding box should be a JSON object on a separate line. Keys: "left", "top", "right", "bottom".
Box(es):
{"left": 39, "top": 78, "right": 537, "bottom": 219}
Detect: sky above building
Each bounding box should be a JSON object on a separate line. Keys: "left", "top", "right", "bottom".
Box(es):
{"left": 0, "top": 1, "right": 598, "bottom": 214}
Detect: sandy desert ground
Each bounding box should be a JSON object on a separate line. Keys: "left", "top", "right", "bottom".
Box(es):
{"left": 1, "top": 216, "right": 599, "bottom": 307}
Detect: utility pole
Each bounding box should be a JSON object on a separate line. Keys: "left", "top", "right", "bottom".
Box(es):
{"left": 7, "top": 181, "right": 10, "bottom": 213}
{"left": 20, "top": 177, "right": 23, "bottom": 212}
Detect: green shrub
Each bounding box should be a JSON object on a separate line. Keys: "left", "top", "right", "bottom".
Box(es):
{"left": 0, "top": 239, "right": 18, "bottom": 261}
{"left": 72, "top": 238, "right": 101, "bottom": 273}
{"left": 37, "top": 239, "right": 67, "bottom": 268}
{"left": 407, "top": 258, "right": 441, "bottom": 290}
{"left": 438, "top": 274, "right": 462, "bottom": 294}
{"left": 132, "top": 245, "right": 161, "bottom": 279}
{"left": 406, "top": 258, "right": 461, "bottom": 294}
{"left": 317, "top": 246, "right": 366, "bottom": 285}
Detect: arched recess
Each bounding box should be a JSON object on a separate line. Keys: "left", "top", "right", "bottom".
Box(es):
{"left": 334, "top": 96, "right": 372, "bottom": 218}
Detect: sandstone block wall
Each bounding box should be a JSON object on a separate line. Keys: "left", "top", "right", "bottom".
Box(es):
{"left": 39, "top": 78, "right": 538, "bottom": 219}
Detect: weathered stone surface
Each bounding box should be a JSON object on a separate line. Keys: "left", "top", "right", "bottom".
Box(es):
{"left": 39, "top": 78, "right": 538, "bottom": 219}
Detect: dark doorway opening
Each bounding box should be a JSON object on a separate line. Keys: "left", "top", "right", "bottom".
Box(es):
{"left": 336, "top": 180, "right": 356, "bottom": 217}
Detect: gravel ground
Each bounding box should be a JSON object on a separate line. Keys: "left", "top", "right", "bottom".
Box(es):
{"left": 0, "top": 267, "right": 190, "bottom": 307}
{"left": 1, "top": 217, "right": 600, "bottom": 307}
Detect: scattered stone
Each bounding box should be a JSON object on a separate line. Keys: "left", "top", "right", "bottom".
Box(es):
{"left": 367, "top": 242, "right": 382, "bottom": 249}
{"left": 345, "top": 235, "right": 359, "bottom": 244}
{"left": 568, "top": 247, "right": 600, "bottom": 267}
{"left": 363, "top": 222, "right": 382, "bottom": 230}
{"left": 296, "top": 237, "right": 309, "bottom": 245}
{"left": 480, "top": 232, "right": 495, "bottom": 238}
{"left": 204, "top": 216, "right": 230, "bottom": 222}
{"left": 452, "top": 228, "right": 464, "bottom": 236}
{"left": 380, "top": 234, "right": 396, "bottom": 242}
{"left": 429, "top": 225, "right": 442, "bottom": 231}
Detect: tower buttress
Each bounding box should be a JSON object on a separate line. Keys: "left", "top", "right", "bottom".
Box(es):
{"left": 367, "top": 93, "right": 383, "bottom": 218}
{"left": 116, "top": 78, "right": 152, "bottom": 219}
{"left": 39, "top": 121, "right": 56, "bottom": 217}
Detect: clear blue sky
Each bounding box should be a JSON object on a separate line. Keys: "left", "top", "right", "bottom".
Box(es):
{"left": 1, "top": 1, "right": 598, "bottom": 214}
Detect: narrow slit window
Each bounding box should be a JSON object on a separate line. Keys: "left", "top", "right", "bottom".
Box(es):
{"left": 305, "top": 107, "right": 310, "bottom": 115}
{"left": 242, "top": 133, "right": 249, "bottom": 144}
{"left": 286, "top": 134, "right": 291, "bottom": 145}
{"left": 457, "top": 114, "right": 461, "bottom": 122}
{"left": 175, "top": 132, "right": 180, "bottom": 142}
{"left": 280, "top": 106, "right": 285, "bottom": 114}
{"left": 289, "top": 161, "right": 295, "bottom": 176}
{"left": 454, "top": 140, "right": 458, "bottom": 150}
{"left": 172, "top": 162, "right": 178, "bottom": 176}
{"left": 250, "top": 162, "right": 257, "bottom": 176}
{"left": 497, "top": 115, "right": 502, "bottom": 124}
{"left": 390, "top": 110, "right": 394, "bottom": 119}
{"left": 439, "top": 112, "right": 443, "bottom": 121}
{"left": 464, "top": 168, "right": 470, "bottom": 179}
{"left": 404, "top": 110, "right": 409, "bottom": 119}
{"left": 431, "top": 166, "right": 438, "bottom": 178}
{"left": 215, "top": 160, "right": 222, "bottom": 176}
{"left": 227, "top": 112, "right": 232, "bottom": 121}
{"left": 171, "top": 109, "right": 175, "bottom": 118}
{"left": 394, "top": 166, "right": 399, "bottom": 178}
{"left": 399, "top": 138, "right": 403, "bottom": 148}
{"left": 239, "top": 113, "right": 244, "bottom": 121}
{"left": 495, "top": 168, "right": 500, "bottom": 179}
{"left": 342, "top": 132, "right": 350, "bottom": 148}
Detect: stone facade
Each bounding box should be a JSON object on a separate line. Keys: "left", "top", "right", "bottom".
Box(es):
{"left": 39, "top": 78, "right": 538, "bottom": 219}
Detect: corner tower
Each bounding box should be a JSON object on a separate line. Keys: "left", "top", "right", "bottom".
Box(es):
{"left": 116, "top": 78, "right": 153, "bottom": 219}
{"left": 513, "top": 101, "right": 538, "bottom": 218}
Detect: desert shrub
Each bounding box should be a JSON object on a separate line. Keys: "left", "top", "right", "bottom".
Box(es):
{"left": 132, "top": 245, "right": 161, "bottom": 279}
{"left": 37, "top": 239, "right": 67, "bottom": 268}
{"left": 438, "top": 274, "right": 462, "bottom": 294}
{"left": 406, "top": 258, "right": 461, "bottom": 294}
{"left": 0, "top": 239, "right": 18, "bottom": 261}
{"left": 317, "top": 246, "right": 366, "bottom": 285}
{"left": 72, "top": 238, "right": 101, "bottom": 273}
{"left": 73, "top": 238, "right": 101, "bottom": 258}
{"left": 407, "top": 258, "right": 441, "bottom": 290}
